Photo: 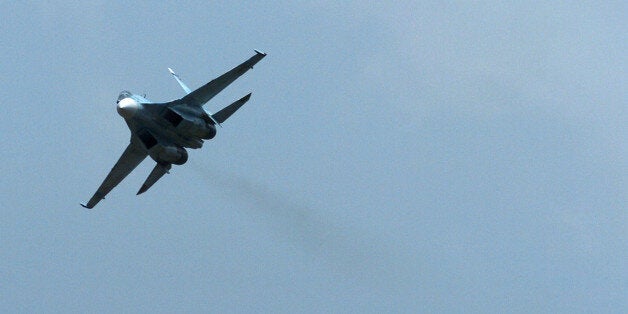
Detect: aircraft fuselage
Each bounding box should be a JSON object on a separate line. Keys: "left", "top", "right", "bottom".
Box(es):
{"left": 116, "top": 92, "right": 216, "bottom": 165}
{"left": 81, "top": 50, "right": 266, "bottom": 208}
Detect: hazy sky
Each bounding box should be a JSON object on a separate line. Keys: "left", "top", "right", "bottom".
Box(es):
{"left": 1, "top": 2, "right": 626, "bottom": 313}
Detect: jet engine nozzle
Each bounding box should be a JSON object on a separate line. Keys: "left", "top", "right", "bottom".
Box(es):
{"left": 152, "top": 145, "right": 188, "bottom": 165}
{"left": 117, "top": 98, "right": 141, "bottom": 119}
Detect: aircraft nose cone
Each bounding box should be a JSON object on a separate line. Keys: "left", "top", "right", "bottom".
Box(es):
{"left": 117, "top": 98, "right": 140, "bottom": 118}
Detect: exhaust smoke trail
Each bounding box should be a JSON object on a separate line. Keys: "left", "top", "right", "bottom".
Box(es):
{"left": 188, "top": 159, "right": 328, "bottom": 250}
{"left": 188, "top": 160, "right": 415, "bottom": 284}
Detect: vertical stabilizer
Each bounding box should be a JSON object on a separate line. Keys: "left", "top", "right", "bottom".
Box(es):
{"left": 168, "top": 68, "right": 192, "bottom": 94}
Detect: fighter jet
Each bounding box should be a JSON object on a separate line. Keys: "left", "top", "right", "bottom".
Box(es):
{"left": 81, "top": 50, "right": 266, "bottom": 209}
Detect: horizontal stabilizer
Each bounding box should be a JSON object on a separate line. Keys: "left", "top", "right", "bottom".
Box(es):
{"left": 137, "top": 163, "right": 172, "bottom": 195}
{"left": 212, "top": 93, "right": 252, "bottom": 124}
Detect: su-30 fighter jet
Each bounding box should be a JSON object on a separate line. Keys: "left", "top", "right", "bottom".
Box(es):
{"left": 81, "top": 50, "right": 266, "bottom": 209}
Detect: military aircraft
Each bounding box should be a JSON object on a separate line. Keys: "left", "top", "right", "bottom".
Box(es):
{"left": 81, "top": 50, "right": 266, "bottom": 209}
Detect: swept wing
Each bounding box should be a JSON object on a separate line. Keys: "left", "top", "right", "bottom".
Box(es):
{"left": 182, "top": 50, "right": 266, "bottom": 107}
{"left": 81, "top": 140, "right": 147, "bottom": 209}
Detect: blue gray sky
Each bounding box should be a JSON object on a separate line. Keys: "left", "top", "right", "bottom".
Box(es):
{"left": 1, "top": 2, "right": 626, "bottom": 313}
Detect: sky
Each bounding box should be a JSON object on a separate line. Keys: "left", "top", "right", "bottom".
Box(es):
{"left": 0, "top": 1, "right": 626, "bottom": 313}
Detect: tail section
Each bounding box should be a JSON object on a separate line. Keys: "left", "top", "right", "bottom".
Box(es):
{"left": 137, "top": 163, "right": 171, "bottom": 195}
{"left": 212, "top": 93, "right": 252, "bottom": 124}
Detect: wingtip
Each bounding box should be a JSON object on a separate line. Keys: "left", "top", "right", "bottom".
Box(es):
{"left": 168, "top": 67, "right": 175, "bottom": 75}
{"left": 80, "top": 203, "right": 92, "bottom": 209}
{"left": 254, "top": 49, "right": 267, "bottom": 56}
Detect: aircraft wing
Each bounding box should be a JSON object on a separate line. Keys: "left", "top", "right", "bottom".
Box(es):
{"left": 81, "top": 140, "right": 147, "bottom": 209}
{"left": 182, "top": 50, "right": 266, "bottom": 107}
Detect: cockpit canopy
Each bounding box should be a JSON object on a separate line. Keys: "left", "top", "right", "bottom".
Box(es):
{"left": 117, "top": 90, "right": 132, "bottom": 103}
